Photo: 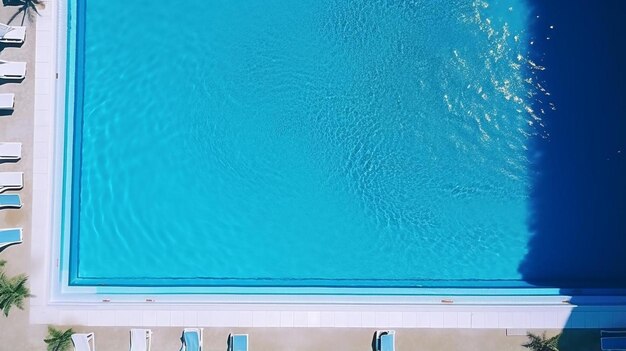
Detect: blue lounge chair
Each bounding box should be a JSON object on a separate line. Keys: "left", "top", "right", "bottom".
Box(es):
{"left": 229, "top": 334, "right": 248, "bottom": 351}
{"left": 376, "top": 330, "right": 395, "bottom": 351}
{"left": 0, "top": 194, "right": 21, "bottom": 209}
{"left": 0, "top": 228, "right": 22, "bottom": 251}
{"left": 181, "top": 328, "right": 203, "bottom": 351}
{"left": 601, "top": 330, "right": 626, "bottom": 351}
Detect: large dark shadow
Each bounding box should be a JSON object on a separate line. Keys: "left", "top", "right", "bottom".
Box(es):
{"left": 521, "top": 0, "right": 626, "bottom": 291}
{"left": 520, "top": 1, "right": 626, "bottom": 349}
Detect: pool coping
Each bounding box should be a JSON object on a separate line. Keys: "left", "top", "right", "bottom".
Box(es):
{"left": 27, "top": 0, "right": 626, "bottom": 328}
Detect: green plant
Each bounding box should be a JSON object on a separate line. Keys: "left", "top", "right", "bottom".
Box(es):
{"left": 44, "top": 326, "right": 74, "bottom": 351}
{"left": 6, "top": 0, "right": 45, "bottom": 26}
{"left": 0, "top": 260, "right": 6, "bottom": 270}
{"left": 523, "top": 332, "right": 561, "bottom": 351}
{"left": 0, "top": 272, "right": 32, "bottom": 316}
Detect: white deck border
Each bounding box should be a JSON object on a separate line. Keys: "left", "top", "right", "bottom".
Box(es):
{"left": 28, "top": 0, "right": 626, "bottom": 328}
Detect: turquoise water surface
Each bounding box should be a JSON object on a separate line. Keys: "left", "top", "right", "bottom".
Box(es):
{"left": 69, "top": 0, "right": 538, "bottom": 287}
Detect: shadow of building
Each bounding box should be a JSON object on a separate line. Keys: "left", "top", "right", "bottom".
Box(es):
{"left": 519, "top": 0, "right": 626, "bottom": 348}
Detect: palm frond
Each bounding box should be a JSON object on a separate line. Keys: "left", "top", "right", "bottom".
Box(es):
{"left": 0, "top": 274, "right": 32, "bottom": 316}
{"left": 45, "top": 326, "right": 74, "bottom": 351}
{"left": 522, "top": 332, "right": 561, "bottom": 351}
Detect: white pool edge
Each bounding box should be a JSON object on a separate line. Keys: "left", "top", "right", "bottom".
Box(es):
{"left": 28, "top": 0, "right": 626, "bottom": 328}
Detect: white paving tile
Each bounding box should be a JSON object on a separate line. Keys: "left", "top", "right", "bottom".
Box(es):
{"left": 280, "top": 311, "right": 294, "bottom": 327}
{"left": 307, "top": 311, "right": 321, "bottom": 327}
{"left": 402, "top": 312, "right": 417, "bottom": 328}
{"left": 430, "top": 312, "right": 444, "bottom": 328}
{"left": 183, "top": 311, "right": 198, "bottom": 327}
{"left": 334, "top": 311, "right": 348, "bottom": 327}
{"left": 347, "top": 312, "right": 362, "bottom": 328}
{"left": 34, "top": 111, "right": 52, "bottom": 126}
{"left": 89, "top": 310, "right": 115, "bottom": 326}
{"left": 443, "top": 312, "right": 458, "bottom": 328}
{"left": 197, "top": 311, "right": 213, "bottom": 326}
{"left": 155, "top": 311, "right": 171, "bottom": 327}
{"left": 375, "top": 312, "right": 389, "bottom": 328}
{"left": 238, "top": 311, "right": 253, "bottom": 327}
{"left": 34, "top": 93, "right": 51, "bottom": 110}
{"left": 141, "top": 311, "right": 157, "bottom": 326}
{"left": 362, "top": 312, "right": 376, "bottom": 328}
{"left": 458, "top": 312, "right": 471, "bottom": 328}
{"left": 293, "top": 311, "right": 308, "bottom": 327}
{"left": 33, "top": 158, "right": 49, "bottom": 173}
{"left": 115, "top": 310, "right": 142, "bottom": 326}
{"left": 388, "top": 312, "right": 402, "bottom": 328}
{"left": 498, "top": 312, "right": 514, "bottom": 328}
{"left": 35, "top": 78, "right": 51, "bottom": 94}
{"left": 484, "top": 312, "right": 499, "bottom": 328}
{"left": 35, "top": 61, "right": 52, "bottom": 78}
{"left": 320, "top": 311, "right": 334, "bottom": 327}
{"left": 416, "top": 312, "right": 430, "bottom": 328}
{"left": 471, "top": 312, "right": 485, "bottom": 328}
{"left": 252, "top": 311, "right": 267, "bottom": 327}
{"left": 35, "top": 45, "right": 53, "bottom": 62}
{"left": 266, "top": 311, "right": 281, "bottom": 327}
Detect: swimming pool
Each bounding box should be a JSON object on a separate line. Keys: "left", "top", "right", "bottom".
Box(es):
{"left": 63, "top": 0, "right": 564, "bottom": 291}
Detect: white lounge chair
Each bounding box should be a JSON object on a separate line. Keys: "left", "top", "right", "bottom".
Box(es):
{"left": 375, "top": 330, "right": 395, "bottom": 351}
{"left": 71, "top": 333, "right": 95, "bottom": 351}
{"left": 181, "top": 328, "right": 203, "bottom": 351}
{"left": 0, "top": 60, "right": 26, "bottom": 80}
{"left": 0, "top": 142, "right": 22, "bottom": 160}
{"left": 0, "top": 22, "right": 26, "bottom": 44}
{"left": 0, "top": 172, "right": 23, "bottom": 194}
{"left": 0, "top": 93, "right": 14, "bottom": 110}
{"left": 0, "top": 194, "right": 21, "bottom": 209}
{"left": 0, "top": 228, "right": 22, "bottom": 251}
{"left": 130, "top": 329, "right": 152, "bottom": 351}
{"left": 229, "top": 334, "right": 248, "bottom": 351}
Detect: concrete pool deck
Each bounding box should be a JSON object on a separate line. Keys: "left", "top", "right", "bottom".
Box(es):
{"left": 0, "top": 0, "right": 625, "bottom": 349}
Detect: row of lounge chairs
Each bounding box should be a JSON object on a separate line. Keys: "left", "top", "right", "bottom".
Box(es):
{"left": 0, "top": 142, "right": 23, "bottom": 250}
{"left": 67, "top": 328, "right": 626, "bottom": 351}
{"left": 0, "top": 20, "right": 27, "bottom": 250}
{"left": 0, "top": 22, "right": 27, "bottom": 110}
{"left": 71, "top": 329, "right": 250, "bottom": 351}
{"left": 71, "top": 329, "right": 397, "bottom": 351}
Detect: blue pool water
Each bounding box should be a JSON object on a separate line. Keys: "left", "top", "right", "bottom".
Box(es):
{"left": 68, "top": 0, "right": 542, "bottom": 288}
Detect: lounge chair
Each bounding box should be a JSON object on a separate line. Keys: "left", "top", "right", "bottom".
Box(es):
{"left": 229, "top": 334, "right": 248, "bottom": 351}
{"left": 601, "top": 330, "right": 626, "bottom": 351}
{"left": 0, "top": 194, "right": 21, "bottom": 209}
{"left": 71, "top": 333, "right": 95, "bottom": 351}
{"left": 0, "top": 60, "right": 27, "bottom": 79}
{"left": 0, "top": 228, "right": 22, "bottom": 251}
{"left": 0, "top": 22, "right": 26, "bottom": 44}
{"left": 130, "top": 329, "right": 152, "bottom": 351}
{"left": 375, "top": 330, "right": 395, "bottom": 351}
{"left": 0, "top": 142, "right": 22, "bottom": 160}
{"left": 0, "top": 172, "right": 23, "bottom": 194}
{"left": 0, "top": 93, "right": 14, "bottom": 110}
{"left": 181, "top": 328, "right": 203, "bottom": 351}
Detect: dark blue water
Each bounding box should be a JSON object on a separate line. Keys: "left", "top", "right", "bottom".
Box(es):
{"left": 520, "top": 0, "right": 626, "bottom": 290}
